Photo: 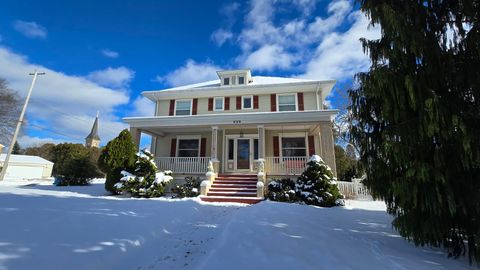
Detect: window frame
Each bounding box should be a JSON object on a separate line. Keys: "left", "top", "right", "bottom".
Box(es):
{"left": 242, "top": 95, "right": 253, "bottom": 110}
{"left": 176, "top": 136, "right": 201, "bottom": 157}
{"left": 280, "top": 135, "right": 307, "bottom": 157}
{"left": 238, "top": 76, "right": 245, "bottom": 85}
{"left": 277, "top": 93, "right": 298, "bottom": 112}
{"left": 223, "top": 77, "right": 230, "bottom": 85}
{"left": 174, "top": 99, "right": 193, "bottom": 116}
{"left": 214, "top": 96, "right": 224, "bottom": 111}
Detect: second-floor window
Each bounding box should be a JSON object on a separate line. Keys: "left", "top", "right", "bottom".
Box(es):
{"left": 214, "top": 97, "right": 224, "bottom": 111}
{"left": 278, "top": 94, "right": 297, "bottom": 112}
{"left": 175, "top": 100, "right": 192, "bottom": 116}
{"left": 242, "top": 96, "right": 253, "bottom": 109}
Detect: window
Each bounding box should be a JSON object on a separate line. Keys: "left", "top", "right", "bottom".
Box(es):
{"left": 278, "top": 94, "right": 297, "bottom": 112}
{"left": 281, "top": 137, "right": 306, "bottom": 157}
{"left": 238, "top": 76, "right": 245, "bottom": 84}
{"left": 214, "top": 97, "right": 224, "bottom": 111}
{"left": 177, "top": 139, "right": 199, "bottom": 157}
{"left": 254, "top": 139, "right": 259, "bottom": 160}
{"left": 175, "top": 100, "right": 192, "bottom": 116}
{"left": 228, "top": 139, "right": 234, "bottom": 160}
{"left": 223, "top": 77, "right": 230, "bottom": 85}
{"left": 242, "top": 96, "right": 252, "bottom": 109}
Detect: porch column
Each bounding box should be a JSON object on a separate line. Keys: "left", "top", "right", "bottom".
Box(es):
{"left": 211, "top": 126, "right": 220, "bottom": 173}
{"left": 130, "top": 127, "right": 141, "bottom": 150}
{"left": 319, "top": 122, "right": 337, "bottom": 177}
{"left": 257, "top": 125, "right": 265, "bottom": 159}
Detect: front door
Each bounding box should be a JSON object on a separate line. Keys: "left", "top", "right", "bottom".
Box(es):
{"left": 236, "top": 139, "right": 250, "bottom": 170}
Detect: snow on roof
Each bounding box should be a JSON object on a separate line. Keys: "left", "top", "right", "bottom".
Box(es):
{"left": 155, "top": 76, "right": 319, "bottom": 92}
{"left": 0, "top": 154, "right": 54, "bottom": 165}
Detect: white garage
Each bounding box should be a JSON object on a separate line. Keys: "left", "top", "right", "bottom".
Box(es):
{"left": 0, "top": 154, "right": 54, "bottom": 180}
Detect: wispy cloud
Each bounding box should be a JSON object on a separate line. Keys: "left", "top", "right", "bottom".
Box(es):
{"left": 87, "top": 67, "right": 134, "bottom": 89}
{"left": 101, "top": 49, "right": 119, "bottom": 59}
{"left": 13, "top": 20, "right": 47, "bottom": 39}
{"left": 210, "top": 2, "right": 240, "bottom": 47}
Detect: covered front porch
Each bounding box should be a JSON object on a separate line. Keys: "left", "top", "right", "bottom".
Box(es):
{"left": 125, "top": 111, "right": 338, "bottom": 179}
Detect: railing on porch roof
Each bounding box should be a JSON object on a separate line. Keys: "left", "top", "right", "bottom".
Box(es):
{"left": 264, "top": 156, "right": 309, "bottom": 176}
{"left": 154, "top": 157, "right": 210, "bottom": 174}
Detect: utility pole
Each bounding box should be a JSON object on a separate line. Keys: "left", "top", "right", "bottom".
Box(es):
{"left": 0, "top": 70, "right": 45, "bottom": 181}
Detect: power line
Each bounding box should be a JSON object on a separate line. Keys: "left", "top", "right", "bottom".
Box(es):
{"left": 29, "top": 99, "right": 96, "bottom": 124}
{"left": 27, "top": 123, "right": 84, "bottom": 142}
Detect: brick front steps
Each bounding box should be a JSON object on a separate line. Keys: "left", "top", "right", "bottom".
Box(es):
{"left": 200, "top": 174, "right": 264, "bottom": 204}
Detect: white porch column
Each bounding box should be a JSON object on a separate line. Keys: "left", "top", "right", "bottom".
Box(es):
{"left": 211, "top": 126, "right": 220, "bottom": 173}
{"left": 257, "top": 125, "right": 265, "bottom": 159}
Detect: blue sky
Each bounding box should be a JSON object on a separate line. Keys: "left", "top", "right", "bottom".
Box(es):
{"left": 0, "top": 0, "right": 379, "bottom": 148}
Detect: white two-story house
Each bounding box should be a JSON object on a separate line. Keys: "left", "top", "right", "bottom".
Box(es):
{"left": 124, "top": 69, "right": 338, "bottom": 203}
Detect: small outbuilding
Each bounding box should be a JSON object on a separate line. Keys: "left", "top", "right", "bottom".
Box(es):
{"left": 0, "top": 154, "right": 54, "bottom": 180}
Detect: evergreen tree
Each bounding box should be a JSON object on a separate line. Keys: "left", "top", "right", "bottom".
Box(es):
{"left": 296, "top": 155, "right": 342, "bottom": 207}
{"left": 350, "top": 0, "right": 480, "bottom": 262}
{"left": 98, "top": 129, "right": 137, "bottom": 193}
{"left": 11, "top": 142, "right": 21, "bottom": 154}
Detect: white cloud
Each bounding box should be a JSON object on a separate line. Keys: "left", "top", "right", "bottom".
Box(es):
{"left": 0, "top": 46, "right": 130, "bottom": 146}
{"left": 13, "top": 20, "right": 47, "bottom": 39}
{"left": 242, "top": 44, "right": 294, "bottom": 71}
{"left": 132, "top": 96, "right": 155, "bottom": 117}
{"left": 16, "top": 135, "right": 65, "bottom": 148}
{"left": 87, "top": 67, "right": 134, "bottom": 89}
{"left": 211, "top": 29, "right": 233, "bottom": 46}
{"left": 101, "top": 49, "right": 119, "bottom": 59}
{"left": 156, "top": 59, "right": 220, "bottom": 87}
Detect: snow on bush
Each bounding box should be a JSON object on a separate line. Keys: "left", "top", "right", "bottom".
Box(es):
{"left": 268, "top": 155, "right": 344, "bottom": 207}
{"left": 115, "top": 149, "right": 172, "bottom": 198}
{"left": 171, "top": 176, "right": 201, "bottom": 198}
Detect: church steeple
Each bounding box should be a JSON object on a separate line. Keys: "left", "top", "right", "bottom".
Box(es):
{"left": 85, "top": 112, "right": 100, "bottom": 148}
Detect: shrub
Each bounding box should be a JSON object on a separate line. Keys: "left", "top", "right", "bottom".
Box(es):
{"left": 51, "top": 143, "right": 99, "bottom": 186}
{"left": 98, "top": 129, "right": 137, "bottom": 193}
{"left": 114, "top": 150, "right": 172, "bottom": 198}
{"left": 267, "top": 178, "right": 297, "bottom": 202}
{"left": 171, "top": 177, "right": 201, "bottom": 198}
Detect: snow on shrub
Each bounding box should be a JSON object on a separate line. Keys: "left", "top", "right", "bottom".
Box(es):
{"left": 115, "top": 149, "right": 172, "bottom": 198}
{"left": 268, "top": 155, "right": 344, "bottom": 207}
{"left": 171, "top": 176, "right": 201, "bottom": 198}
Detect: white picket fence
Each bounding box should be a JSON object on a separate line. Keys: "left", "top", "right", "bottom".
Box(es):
{"left": 337, "top": 178, "right": 370, "bottom": 198}
{"left": 154, "top": 157, "right": 210, "bottom": 174}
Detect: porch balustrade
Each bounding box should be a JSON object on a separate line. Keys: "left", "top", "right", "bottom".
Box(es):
{"left": 264, "top": 156, "right": 309, "bottom": 175}
{"left": 154, "top": 157, "right": 211, "bottom": 174}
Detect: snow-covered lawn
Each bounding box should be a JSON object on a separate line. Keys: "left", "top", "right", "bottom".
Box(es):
{"left": 0, "top": 179, "right": 473, "bottom": 270}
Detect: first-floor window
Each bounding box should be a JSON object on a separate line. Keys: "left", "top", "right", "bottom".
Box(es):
{"left": 175, "top": 100, "right": 192, "bottom": 116}
{"left": 177, "top": 139, "right": 199, "bottom": 157}
{"left": 281, "top": 137, "right": 306, "bottom": 157}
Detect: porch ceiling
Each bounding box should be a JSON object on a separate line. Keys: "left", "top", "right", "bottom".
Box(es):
{"left": 124, "top": 110, "right": 338, "bottom": 132}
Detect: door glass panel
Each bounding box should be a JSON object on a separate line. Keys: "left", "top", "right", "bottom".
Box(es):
{"left": 237, "top": 139, "right": 250, "bottom": 169}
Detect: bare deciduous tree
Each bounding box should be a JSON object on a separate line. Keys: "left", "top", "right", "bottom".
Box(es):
{"left": 0, "top": 78, "right": 21, "bottom": 148}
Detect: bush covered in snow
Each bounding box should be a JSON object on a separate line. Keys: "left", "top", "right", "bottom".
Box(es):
{"left": 171, "top": 176, "right": 201, "bottom": 198}
{"left": 267, "top": 178, "right": 297, "bottom": 202}
{"left": 268, "top": 155, "right": 344, "bottom": 207}
{"left": 114, "top": 150, "right": 172, "bottom": 198}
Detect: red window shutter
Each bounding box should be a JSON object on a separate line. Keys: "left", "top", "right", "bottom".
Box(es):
{"left": 273, "top": 136, "right": 280, "bottom": 157}
{"left": 308, "top": 136, "right": 315, "bottom": 156}
{"left": 192, "top": 98, "right": 198, "bottom": 115}
{"left": 236, "top": 96, "right": 241, "bottom": 110}
{"left": 298, "top": 92, "right": 304, "bottom": 111}
{"left": 208, "top": 98, "right": 213, "bottom": 111}
{"left": 225, "top": 97, "right": 230, "bottom": 110}
{"left": 170, "top": 138, "right": 177, "bottom": 157}
{"left": 169, "top": 100, "right": 175, "bottom": 116}
{"left": 253, "top": 95, "right": 259, "bottom": 109}
{"left": 270, "top": 94, "right": 276, "bottom": 112}
{"left": 200, "top": 138, "right": 207, "bottom": 157}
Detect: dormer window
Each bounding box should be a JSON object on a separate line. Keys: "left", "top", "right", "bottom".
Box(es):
{"left": 223, "top": 77, "right": 230, "bottom": 85}
{"left": 217, "top": 69, "right": 252, "bottom": 86}
{"left": 238, "top": 76, "right": 245, "bottom": 84}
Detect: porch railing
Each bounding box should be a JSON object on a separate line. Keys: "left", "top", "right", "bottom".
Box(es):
{"left": 264, "top": 156, "right": 309, "bottom": 176}
{"left": 154, "top": 157, "right": 210, "bottom": 174}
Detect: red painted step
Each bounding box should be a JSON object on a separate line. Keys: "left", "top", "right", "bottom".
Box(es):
{"left": 200, "top": 174, "right": 263, "bottom": 204}
{"left": 200, "top": 196, "right": 263, "bottom": 204}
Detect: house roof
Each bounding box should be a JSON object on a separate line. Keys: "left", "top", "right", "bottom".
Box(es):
{"left": 0, "top": 154, "right": 54, "bottom": 165}
{"left": 142, "top": 76, "right": 336, "bottom": 101}
{"left": 86, "top": 116, "right": 100, "bottom": 141}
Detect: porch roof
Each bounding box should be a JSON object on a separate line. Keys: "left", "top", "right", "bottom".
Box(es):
{"left": 124, "top": 110, "right": 338, "bottom": 131}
